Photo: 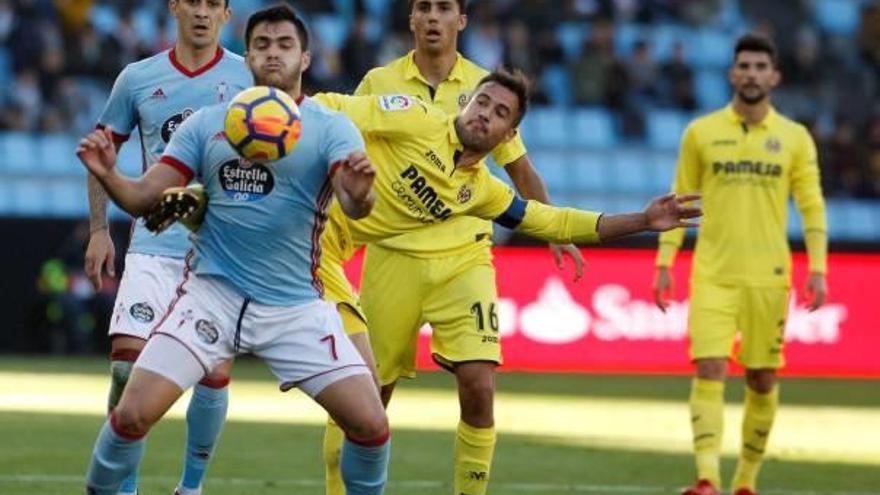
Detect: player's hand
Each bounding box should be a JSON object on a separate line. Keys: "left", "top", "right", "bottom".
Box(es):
{"left": 338, "top": 151, "right": 376, "bottom": 204}
{"left": 653, "top": 266, "right": 674, "bottom": 312}
{"left": 76, "top": 127, "right": 118, "bottom": 180}
{"left": 144, "top": 184, "right": 207, "bottom": 234}
{"left": 84, "top": 228, "right": 116, "bottom": 291}
{"left": 804, "top": 272, "right": 827, "bottom": 312}
{"left": 644, "top": 193, "right": 702, "bottom": 231}
{"left": 550, "top": 243, "right": 585, "bottom": 282}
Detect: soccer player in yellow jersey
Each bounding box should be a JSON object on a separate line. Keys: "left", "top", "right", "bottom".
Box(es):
{"left": 321, "top": 2, "right": 581, "bottom": 494}
{"left": 652, "top": 34, "right": 828, "bottom": 495}
{"left": 310, "top": 68, "right": 700, "bottom": 495}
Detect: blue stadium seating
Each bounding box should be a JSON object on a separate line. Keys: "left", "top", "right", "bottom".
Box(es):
{"left": 695, "top": 69, "right": 729, "bottom": 111}
{"left": 312, "top": 14, "right": 350, "bottom": 51}
{"left": 0, "top": 133, "right": 37, "bottom": 174}
{"left": 813, "top": 0, "right": 862, "bottom": 35}
{"left": 529, "top": 150, "right": 569, "bottom": 193}
{"left": 570, "top": 108, "right": 616, "bottom": 149}
{"left": 571, "top": 151, "right": 609, "bottom": 194}
{"left": 526, "top": 107, "right": 569, "bottom": 149}
{"left": 646, "top": 110, "right": 688, "bottom": 150}
{"left": 692, "top": 29, "right": 733, "bottom": 68}
{"left": 612, "top": 150, "right": 661, "bottom": 194}
{"left": 37, "top": 135, "right": 80, "bottom": 176}
{"left": 541, "top": 64, "right": 574, "bottom": 107}
{"left": 10, "top": 178, "right": 47, "bottom": 216}
{"left": 834, "top": 199, "right": 879, "bottom": 240}
{"left": 45, "top": 180, "right": 88, "bottom": 217}
{"left": 557, "top": 22, "right": 590, "bottom": 61}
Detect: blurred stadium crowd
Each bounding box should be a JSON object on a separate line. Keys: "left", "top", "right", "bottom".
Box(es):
{"left": 1, "top": 0, "right": 880, "bottom": 200}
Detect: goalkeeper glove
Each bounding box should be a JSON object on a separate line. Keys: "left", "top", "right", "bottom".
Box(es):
{"left": 144, "top": 184, "right": 207, "bottom": 234}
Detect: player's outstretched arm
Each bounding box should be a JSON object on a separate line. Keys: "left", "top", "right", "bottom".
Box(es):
{"left": 77, "top": 127, "right": 185, "bottom": 217}
{"left": 331, "top": 150, "right": 376, "bottom": 219}
{"left": 597, "top": 193, "right": 701, "bottom": 242}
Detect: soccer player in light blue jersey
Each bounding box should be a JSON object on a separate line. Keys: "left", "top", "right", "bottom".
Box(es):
{"left": 78, "top": 5, "right": 389, "bottom": 495}
{"left": 84, "top": 1, "right": 251, "bottom": 494}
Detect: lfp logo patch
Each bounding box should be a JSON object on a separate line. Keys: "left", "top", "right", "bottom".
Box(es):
{"left": 379, "top": 95, "right": 413, "bottom": 112}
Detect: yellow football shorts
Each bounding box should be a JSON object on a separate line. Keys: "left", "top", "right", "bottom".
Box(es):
{"left": 688, "top": 281, "right": 790, "bottom": 369}
{"left": 360, "top": 243, "right": 501, "bottom": 385}
{"left": 318, "top": 217, "right": 368, "bottom": 336}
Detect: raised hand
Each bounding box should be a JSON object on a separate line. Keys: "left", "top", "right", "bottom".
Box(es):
{"left": 76, "top": 127, "right": 119, "bottom": 181}
{"left": 645, "top": 193, "right": 702, "bottom": 232}
{"left": 338, "top": 150, "right": 376, "bottom": 204}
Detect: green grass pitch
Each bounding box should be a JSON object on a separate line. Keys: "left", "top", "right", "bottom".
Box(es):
{"left": 1, "top": 357, "right": 878, "bottom": 495}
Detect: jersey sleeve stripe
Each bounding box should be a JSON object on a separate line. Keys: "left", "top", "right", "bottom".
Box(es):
{"left": 95, "top": 123, "right": 130, "bottom": 144}
{"left": 329, "top": 159, "right": 344, "bottom": 177}
{"left": 494, "top": 196, "right": 527, "bottom": 229}
{"left": 159, "top": 155, "right": 195, "bottom": 183}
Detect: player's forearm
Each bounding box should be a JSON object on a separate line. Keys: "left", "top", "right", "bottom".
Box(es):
{"left": 804, "top": 228, "right": 828, "bottom": 274}
{"left": 87, "top": 174, "right": 110, "bottom": 232}
{"left": 596, "top": 212, "right": 653, "bottom": 243}
{"left": 514, "top": 201, "right": 601, "bottom": 244}
{"left": 506, "top": 156, "right": 551, "bottom": 204}
{"left": 656, "top": 228, "right": 685, "bottom": 267}
{"left": 95, "top": 170, "right": 161, "bottom": 217}
{"left": 337, "top": 188, "right": 375, "bottom": 220}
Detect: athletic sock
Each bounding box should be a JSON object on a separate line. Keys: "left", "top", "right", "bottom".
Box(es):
{"left": 108, "top": 357, "right": 140, "bottom": 494}
{"left": 178, "top": 379, "right": 229, "bottom": 491}
{"left": 454, "top": 421, "right": 496, "bottom": 495}
{"left": 732, "top": 385, "right": 779, "bottom": 491}
{"left": 323, "top": 416, "right": 346, "bottom": 495}
{"left": 86, "top": 413, "right": 146, "bottom": 495}
{"left": 689, "top": 378, "right": 725, "bottom": 487}
{"left": 340, "top": 433, "right": 390, "bottom": 495}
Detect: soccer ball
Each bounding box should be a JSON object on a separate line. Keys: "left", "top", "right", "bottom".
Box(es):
{"left": 224, "top": 86, "right": 302, "bottom": 162}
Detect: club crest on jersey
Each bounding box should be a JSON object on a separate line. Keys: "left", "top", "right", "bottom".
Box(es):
{"left": 195, "top": 319, "right": 219, "bottom": 345}
{"left": 161, "top": 108, "right": 195, "bottom": 143}
{"left": 129, "top": 302, "right": 155, "bottom": 323}
{"left": 458, "top": 92, "right": 469, "bottom": 108}
{"left": 216, "top": 81, "right": 228, "bottom": 102}
{"left": 379, "top": 95, "right": 413, "bottom": 112}
{"left": 457, "top": 184, "right": 473, "bottom": 204}
{"left": 219, "top": 158, "right": 275, "bottom": 202}
{"left": 765, "top": 136, "right": 781, "bottom": 153}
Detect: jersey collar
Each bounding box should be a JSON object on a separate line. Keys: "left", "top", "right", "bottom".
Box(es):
{"left": 448, "top": 115, "right": 463, "bottom": 151}
{"left": 403, "top": 50, "right": 466, "bottom": 85}
{"left": 724, "top": 103, "right": 778, "bottom": 129}
{"left": 169, "top": 46, "right": 224, "bottom": 78}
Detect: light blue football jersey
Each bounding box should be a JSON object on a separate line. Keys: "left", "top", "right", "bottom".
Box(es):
{"left": 160, "top": 96, "right": 365, "bottom": 305}
{"left": 97, "top": 47, "right": 252, "bottom": 258}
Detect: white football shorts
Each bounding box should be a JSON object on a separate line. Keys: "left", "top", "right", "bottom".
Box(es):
{"left": 108, "top": 253, "right": 187, "bottom": 340}
{"left": 135, "top": 271, "right": 369, "bottom": 397}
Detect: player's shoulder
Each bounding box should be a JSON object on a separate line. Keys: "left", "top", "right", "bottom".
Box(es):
{"left": 770, "top": 109, "right": 812, "bottom": 141}
{"left": 455, "top": 54, "right": 491, "bottom": 85}
{"left": 118, "top": 49, "right": 172, "bottom": 81}
{"left": 219, "top": 47, "right": 245, "bottom": 64}
{"left": 364, "top": 54, "right": 410, "bottom": 82}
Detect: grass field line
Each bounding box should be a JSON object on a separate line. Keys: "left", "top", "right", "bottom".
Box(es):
{"left": 1, "top": 474, "right": 879, "bottom": 495}
{"left": 3, "top": 372, "right": 879, "bottom": 465}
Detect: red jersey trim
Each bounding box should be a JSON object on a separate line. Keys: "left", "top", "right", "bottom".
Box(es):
{"left": 159, "top": 155, "right": 195, "bottom": 184}
{"left": 95, "top": 123, "right": 130, "bottom": 144}
{"left": 169, "top": 46, "right": 224, "bottom": 78}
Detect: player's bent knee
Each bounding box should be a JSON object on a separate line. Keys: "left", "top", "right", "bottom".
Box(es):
{"left": 346, "top": 412, "right": 389, "bottom": 444}
{"left": 111, "top": 403, "right": 154, "bottom": 438}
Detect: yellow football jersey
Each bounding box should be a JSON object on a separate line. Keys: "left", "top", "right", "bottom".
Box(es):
{"left": 657, "top": 105, "right": 827, "bottom": 287}
{"left": 353, "top": 51, "right": 528, "bottom": 256}
{"left": 313, "top": 92, "right": 600, "bottom": 252}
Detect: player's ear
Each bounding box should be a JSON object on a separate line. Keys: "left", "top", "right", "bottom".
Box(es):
{"left": 301, "top": 50, "right": 312, "bottom": 72}
{"left": 409, "top": 14, "right": 416, "bottom": 34}
{"left": 458, "top": 13, "right": 467, "bottom": 32}
{"left": 770, "top": 67, "right": 781, "bottom": 89}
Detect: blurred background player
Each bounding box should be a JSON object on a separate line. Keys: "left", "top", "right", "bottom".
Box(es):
{"left": 652, "top": 33, "right": 828, "bottom": 495}
{"left": 78, "top": 5, "right": 389, "bottom": 495}
{"left": 322, "top": 2, "right": 583, "bottom": 494}
{"left": 83, "top": 0, "right": 251, "bottom": 493}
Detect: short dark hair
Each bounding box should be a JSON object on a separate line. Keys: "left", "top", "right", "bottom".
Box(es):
{"left": 734, "top": 33, "right": 778, "bottom": 67}
{"left": 476, "top": 68, "right": 531, "bottom": 126}
{"left": 408, "top": 0, "right": 466, "bottom": 14}
{"left": 245, "top": 4, "right": 309, "bottom": 51}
